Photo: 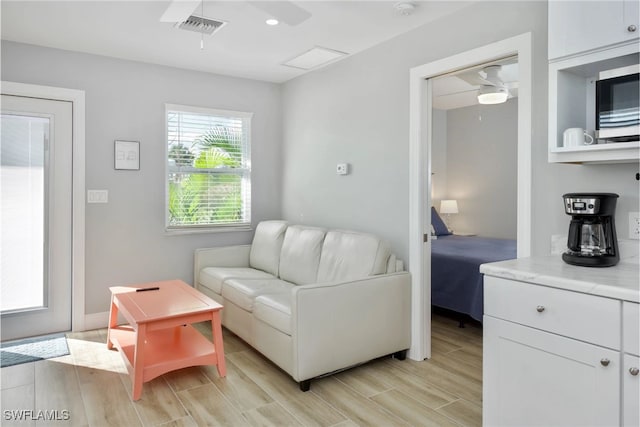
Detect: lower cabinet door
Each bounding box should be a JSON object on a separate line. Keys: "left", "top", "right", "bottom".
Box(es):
{"left": 483, "top": 316, "right": 620, "bottom": 427}
{"left": 624, "top": 354, "right": 640, "bottom": 427}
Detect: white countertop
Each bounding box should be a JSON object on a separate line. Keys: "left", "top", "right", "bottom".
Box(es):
{"left": 480, "top": 255, "right": 640, "bottom": 303}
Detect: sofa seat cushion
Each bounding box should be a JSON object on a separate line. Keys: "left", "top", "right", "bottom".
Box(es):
{"left": 199, "top": 267, "right": 275, "bottom": 294}
{"left": 222, "top": 278, "right": 293, "bottom": 312}
{"left": 254, "top": 293, "right": 292, "bottom": 336}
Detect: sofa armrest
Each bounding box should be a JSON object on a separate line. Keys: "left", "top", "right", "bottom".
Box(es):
{"left": 290, "top": 272, "right": 411, "bottom": 381}
{"left": 194, "top": 245, "right": 251, "bottom": 285}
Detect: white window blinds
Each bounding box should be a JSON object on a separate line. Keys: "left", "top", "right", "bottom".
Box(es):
{"left": 166, "top": 105, "right": 252, "bottom": 229}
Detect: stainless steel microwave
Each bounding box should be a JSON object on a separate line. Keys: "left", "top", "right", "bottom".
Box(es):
{"left": 595, "top": 64, "right": 639, "bottom": 142}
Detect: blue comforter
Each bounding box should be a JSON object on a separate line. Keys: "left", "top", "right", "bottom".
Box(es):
{"left": 431, "top": 235, "right": 516, "bottom": 322}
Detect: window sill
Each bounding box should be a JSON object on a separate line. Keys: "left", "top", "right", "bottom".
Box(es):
{"left": 165, "top": 225, "right": 253, "bottom": 236}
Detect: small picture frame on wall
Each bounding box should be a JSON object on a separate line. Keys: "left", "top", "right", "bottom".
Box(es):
{"left": 114, "top": 140, "right": 140, "bottom": 170}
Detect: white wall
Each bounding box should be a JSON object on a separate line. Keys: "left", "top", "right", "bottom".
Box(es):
{"left": 1, "top": 41, "right": 283, "bottom": 315}
{"left": 445, "top": 99, "right": 518, "bottom": 239}
{"left": 282, "top": 1, "right": 639, "bottom": 262}
{"left": 431, "top": 109, "right": 448, "bottom": 204}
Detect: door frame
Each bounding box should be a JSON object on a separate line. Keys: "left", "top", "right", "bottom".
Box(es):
{"left": 2, "top": 81, "right": 86, "bottom": 333}
{"left": 408, "top": 33, "right": 533, "bottom": 360}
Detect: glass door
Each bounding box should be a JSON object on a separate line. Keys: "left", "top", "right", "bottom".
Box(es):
{"left": 1, "top": 95, "right": 73, "bottom": 340}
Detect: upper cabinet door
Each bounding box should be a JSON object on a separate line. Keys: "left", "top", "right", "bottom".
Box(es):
{"left": 549, "top": 0, "right": 639, "bottom": 60}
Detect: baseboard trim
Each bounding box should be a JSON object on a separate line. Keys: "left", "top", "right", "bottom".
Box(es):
{"left": 83, "top": 311, "right": 110, "bottom": 331}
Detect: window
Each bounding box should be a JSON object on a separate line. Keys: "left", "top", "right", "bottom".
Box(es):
{"left": 166, "top": 104, "right": 252, "bottom": 230}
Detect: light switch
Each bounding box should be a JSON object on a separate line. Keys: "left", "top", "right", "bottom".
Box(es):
{"left": 87, "top": 190, "right": 108, "bottom": 203}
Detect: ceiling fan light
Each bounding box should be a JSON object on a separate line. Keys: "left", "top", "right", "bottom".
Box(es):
{"left": 477, "top": 85, "right": 508, "bottom": 104}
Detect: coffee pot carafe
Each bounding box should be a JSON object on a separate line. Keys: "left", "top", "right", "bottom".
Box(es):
{"left": 562, "top": 193, "right": 619, "bottom": 267}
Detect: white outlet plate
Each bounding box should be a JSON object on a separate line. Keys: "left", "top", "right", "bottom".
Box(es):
{"left": 629, "top": 212, "right": 640, "bottom": 240}
{"left": 87, "top": 190, "right": 108, "bottom": 204}
{"left": 336, "top": 163, "right": 349, "bottom": 175}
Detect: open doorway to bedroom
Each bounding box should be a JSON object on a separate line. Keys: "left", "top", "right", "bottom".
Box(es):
{"left": 429, "top": 57, "right": 519, "bottom": 328}
{"left": 408, "top": 33, "right": 532, "bottom": 361}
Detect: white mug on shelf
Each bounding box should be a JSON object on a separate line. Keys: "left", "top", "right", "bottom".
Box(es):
{"left": 563, "top": 128, "right": 594, "bottom": 147}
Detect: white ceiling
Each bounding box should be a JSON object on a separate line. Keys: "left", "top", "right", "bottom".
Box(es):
{"left": 1, "top": 1, "right": 473, "bottom": 83}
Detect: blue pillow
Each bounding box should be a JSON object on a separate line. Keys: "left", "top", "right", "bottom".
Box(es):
{"left": 431, "top": 206, "right": 451, "bottom": 236}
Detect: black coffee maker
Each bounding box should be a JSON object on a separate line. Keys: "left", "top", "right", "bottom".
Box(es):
{"left": 562, "top": 193, "right": 619, "bottom": 267}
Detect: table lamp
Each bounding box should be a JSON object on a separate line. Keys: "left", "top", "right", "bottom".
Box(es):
{"left": 440, "top": 199, "right": 458, "bottom": 230}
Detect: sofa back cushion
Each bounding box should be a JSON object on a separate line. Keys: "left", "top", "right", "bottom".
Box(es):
{"left": 278, "top": 225, "right": 326, "bottom": 285}
{"left": 249, "top": 221, "right": 288, "bottom": 276}
{"left": 316, "top": 230, "right": 391, "bottom": 283}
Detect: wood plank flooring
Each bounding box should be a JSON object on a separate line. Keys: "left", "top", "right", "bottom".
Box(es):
{"left": 0, "top": 313, "right": 482, "bottom": 426}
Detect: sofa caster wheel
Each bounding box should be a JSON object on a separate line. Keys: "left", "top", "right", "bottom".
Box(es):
{"left": 299, "top": 380, "right": 311, "bottom": 392}
{"left": 393, "top": 350, "right": 407, "bottom": 360}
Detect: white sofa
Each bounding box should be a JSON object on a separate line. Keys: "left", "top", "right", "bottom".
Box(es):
{"left": 194, "top": 220, "right": 411, "bottom": 391}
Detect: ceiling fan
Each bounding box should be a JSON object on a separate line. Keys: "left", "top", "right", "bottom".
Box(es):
{"left": 160, "top": 0, "right": 312, "bottom": 27}
{"left": 454, "top": 64, "right": 519, "bottom": 105}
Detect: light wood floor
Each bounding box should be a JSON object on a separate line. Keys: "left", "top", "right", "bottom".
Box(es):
{"left": 1, "top": 313, "right": 482, "bottom": 427}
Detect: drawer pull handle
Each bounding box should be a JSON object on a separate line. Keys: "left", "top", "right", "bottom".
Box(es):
{"left": 600, "top": 359, "right": 610, "bottom": 367}
{"left": 630, "top": 367, "right": 639, "bottom": 376}
{"left": 628, "top": 24, "right": 637, "bottom": 32}
{"left": 536, "top": 305, "right": 545, "bottom": 313}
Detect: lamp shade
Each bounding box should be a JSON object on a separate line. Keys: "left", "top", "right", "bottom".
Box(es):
{"left": 440, "top": 199, "right": 459, "bottom": 214}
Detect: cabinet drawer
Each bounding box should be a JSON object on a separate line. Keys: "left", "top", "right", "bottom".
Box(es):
{"left": 624, "top": 302, "right": 640, "bottom": 356}
{"left": 484, "top": 276, "right": 621, "bottom": 349}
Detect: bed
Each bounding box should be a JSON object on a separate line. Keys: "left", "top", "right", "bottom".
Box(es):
{"left": 430, "top": 208, "right": 516, "bottom": 322}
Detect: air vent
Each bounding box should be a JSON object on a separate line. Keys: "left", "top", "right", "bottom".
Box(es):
{"left": 175, "top": 15, "right": 227, "bottom": 35}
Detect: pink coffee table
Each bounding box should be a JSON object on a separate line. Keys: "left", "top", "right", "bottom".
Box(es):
{"left": 107, "top": 279, "right": 226, "bottom": 400}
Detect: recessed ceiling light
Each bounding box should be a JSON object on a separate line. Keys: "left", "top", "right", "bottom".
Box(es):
{"left": 266, "top": 18, "right": 279, "bottom": 26}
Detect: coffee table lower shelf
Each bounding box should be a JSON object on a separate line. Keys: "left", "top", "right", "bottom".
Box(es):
{"left": 109, "top": 324, "right": 218, "bottom": 384}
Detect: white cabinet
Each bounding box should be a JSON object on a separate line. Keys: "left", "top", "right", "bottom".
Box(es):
{"left": 483, "top": 276, "right": 626, "bottom": 426}
{"left": 623, "top": 301, "right": 639, "bottom": 356}
{"left": 548, "top": 0, "right": 640, "bottom": 164}
{"left": 484, "top": 316, "right": 620, "bottom": 426}
{"left": 549, "top": 0, "right": 639, "bottom": 60}
{"left": 623, "top": 302, "right": 640, "bottom": 427}
{"left": 548, "top": 42, "right": 639, "bottom": 164}
{"left": 624, "top": 354, "right": 640, "bottom": 427}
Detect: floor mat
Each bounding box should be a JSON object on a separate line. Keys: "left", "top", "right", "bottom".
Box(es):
{"left": 1, "top": 333, "right": 69, "bottom": 368}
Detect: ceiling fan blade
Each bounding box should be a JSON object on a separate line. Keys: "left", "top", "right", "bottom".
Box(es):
{"left": 438, "top": 86, "right": 515, "bottom": 99}
{"left": 455, "top": 73, "right": 491, "bottom": 87}
{"left": 436, "top": 88, "right": 478, "bottom": 97}
{"left": 247, "top": 1, "right": 312, "bottom": 26}
{"left": 160, "top": 0, "right": 201, "bottom": 23}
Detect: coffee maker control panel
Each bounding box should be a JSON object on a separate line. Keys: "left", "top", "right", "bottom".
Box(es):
{"left": 565, "top": 197, "right": 600, "bottom": 215}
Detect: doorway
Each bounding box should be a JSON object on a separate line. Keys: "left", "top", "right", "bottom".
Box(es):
{"left": 408, "top": 33, "right": 532, "bottom": 360}
{"left": 431, "top": 56, "right": 519, "bottom": 238}
{"left": 1, "top": 83, "right": 86, "bottom": 340}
